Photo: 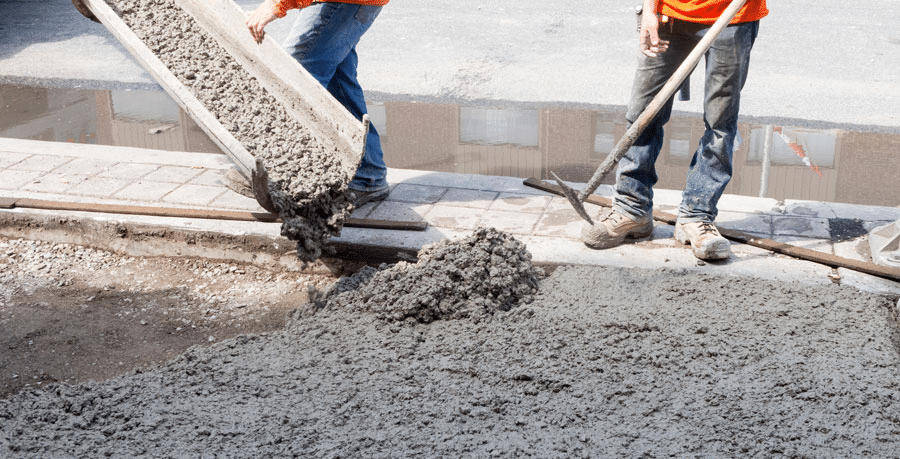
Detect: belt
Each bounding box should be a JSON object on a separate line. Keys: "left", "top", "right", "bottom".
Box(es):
{"left": 659, "top": 17, "right": 712, "bottom": 36}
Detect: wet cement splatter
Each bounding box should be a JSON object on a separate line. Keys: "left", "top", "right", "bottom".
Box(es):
{"left": 2, "top": 228, "right": 899, "bottom": 457}
{"left": 108, "top": 0, "right": 355, "bottom": 261}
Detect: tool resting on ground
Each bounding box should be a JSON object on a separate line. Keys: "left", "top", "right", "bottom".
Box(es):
{"left": 553, "top": 0, "right": 748, "bottom": 224}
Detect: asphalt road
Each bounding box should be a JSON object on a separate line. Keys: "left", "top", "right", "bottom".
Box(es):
{"left": 1, "top": 0, "right": 898, "bottom": 129}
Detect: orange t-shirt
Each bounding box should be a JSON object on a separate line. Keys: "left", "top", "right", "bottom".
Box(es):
{"left": 275, "top": 0, "right": 389, "bottom": 18}
{"left": 660, "top": 0, "right": 768, "bottom": 25}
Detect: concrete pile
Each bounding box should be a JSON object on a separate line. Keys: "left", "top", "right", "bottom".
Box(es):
{"left": 319, "top": 227, "right": 544, "bottom": 322}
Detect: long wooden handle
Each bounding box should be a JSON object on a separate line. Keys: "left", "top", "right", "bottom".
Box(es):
{"left": 578, "top": 0, "right": 749, "bottom": 201}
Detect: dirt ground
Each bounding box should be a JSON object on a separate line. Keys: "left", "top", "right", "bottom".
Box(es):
{"left": 0, "top": 236, "right": 331, "bottom": 398}
{"left": 2, "top": 231, "right": 900, "bottom": 458}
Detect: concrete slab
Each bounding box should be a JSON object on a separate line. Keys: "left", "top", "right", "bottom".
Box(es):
{"left": 367, "top": 201, "right": 431, "bottom": 223}
{"left": 67, "top": 176, "right": 132, "bottom": 198}
{"left": 490, "top": 193, "right": 553, "bottom": 214}
{"left": 772, "top": 215, "right": 831, "bottom": 239}
{"left": 10, "top": 154, "right": 73, "bottom": 172}
{"left": 162, "top": 184, "right": 227, "bottom": 206}
{"left": 422, "top": 205, "right": 483, "bottom": 231}
{"left": 439, "top": 188, "right": 497, "bottom": 209}
{"left": 477, "top": 209, "right": 542, "bottom": 235}
{"left": 114, "top": 180, "right": 182, "bottom": 202}
{"left": 21, "top": 173, "right": 86, "bottom": 194}
{"left": 0, "top": 169, "right": 43, "bottom": 190}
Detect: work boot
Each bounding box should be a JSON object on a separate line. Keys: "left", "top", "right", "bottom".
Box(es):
{"left": 348, "top": 187, "right": 390, "bottom": 208}
{"left": 674, "top": 221, "right": 731, "bottom": 260}
{"left": 581, "top": 209, "right": 654, "bottom": 249}
{"left": 224, "top": 168, "right": 254, "bottom": 199}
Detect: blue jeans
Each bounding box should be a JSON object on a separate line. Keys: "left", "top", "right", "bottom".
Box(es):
{"left": 614, "top": 21, "right": 759, "bottom": 223}
{"left": 283, "top": 3, "right": 388, "bottom": 192}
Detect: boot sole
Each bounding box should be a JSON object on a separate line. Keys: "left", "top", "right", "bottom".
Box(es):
{"left": 674, "top": 226, "right": 731, "bottom": 260}
{"left": 582, "top": 223, "right": 653, "bottom": 249}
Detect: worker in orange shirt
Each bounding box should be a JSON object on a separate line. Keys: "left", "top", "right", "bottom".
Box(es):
{"left": 246, "top": 0, "right": 391, "bottom": 207}
{"left": 582, "top": 0, "right": 768, "bottom": 261}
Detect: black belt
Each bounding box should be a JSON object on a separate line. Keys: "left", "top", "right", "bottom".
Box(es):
{"left": 659, "top": 17, "right": 712, "bottom": 36}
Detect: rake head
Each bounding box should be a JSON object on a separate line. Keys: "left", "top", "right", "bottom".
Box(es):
{"left": 550, "top": 171, "right": 593, "bottom": 225}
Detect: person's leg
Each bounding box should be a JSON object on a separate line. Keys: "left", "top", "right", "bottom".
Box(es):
{"left": 675, "top": 21, "right": 759, "bottom": 260}
{"left": 581, "top": 31, "right": 694, "bottom": 249}
{"left": 613, "top": 31, "right": 695, "bottom": 221}
{"left": 328, "top": 48, "right": 388, "bottom": 191}
{"left": 678, "top": 21, "right": 759, "bottom": 223}
{"left": 282, "top": 4, "right": 387, "bottom": 193}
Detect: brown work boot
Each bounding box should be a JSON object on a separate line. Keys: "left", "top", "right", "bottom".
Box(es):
{"left": 674, "top": 221, "right": 731, "bottom": 260}
{"left": 581, "top": 209, "right": 654, "bottom": 249}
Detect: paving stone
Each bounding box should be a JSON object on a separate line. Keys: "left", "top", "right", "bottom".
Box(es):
{"left": 9, "top": 154, "right": 72, "bottom": 172}
{"left": 143, "top": 165, "right": 205, "bottom": 184}
{"left": 783, "top": 200, "right": 837, "bottom": 219}
{"left": 717, "top": 194, "right": 781, "bottom": 214}
{"left": 209, "top": 189, "right": 265, "bottom": 211}
{"left": 833, "top": 238, "right": 870, "bottom": 263}
{"left": 545, "top": 196, "right": 605, "bottom": 216}
{"left": 716, "top": 211, "right": 773, "bottom": 236}
{"left": 828, "top": 202, "right": 900, "bottom": 221}
{"left": 51, "top": 157, "right": 117, "bottom": 176}
{"left": 99, "top": 163, "right": 160, "bottom": 179}
{"left": 439, "top": 188, "right": 497, "bottom": 209}
{"left": 387, "top": 183, "right": 446, "bottom": 204}
{"left": 162, "top": 184, "right": 226, "bottom": 206}
{"left": 21, "top": 173, "right": 85, "bottom": 193}
{"left": 533, "top": 210, "right": 584, "bottom": 239}
{"left": 349, "top": 203, "right": 373, "bottom": 219}
{"left": 189, "top": 169, "right": 226, "bottom": 187}
{"left": 770, "top": 235, "right": 834, "bottom": 255}
{"left": 477, "top": 209, "right": 541, "bottom": 235}
{"left": 0, "top": 169, "right": 43, "bottom": 190}
{"left": 114, "top": 180, "right": 181, "bottom": 202}
{"left": 425, "top": 204, "right": 483, "bottom": 230}
{"left": 491, "top": 193, "right": 552, "bottom": 214}
{"left": 367, "top": 200, "right": 431, "bottom": 222}
{"left": 0, "top": 152, "right": 30, "bottom": 169}
{"left": 67, "top": 176, "right": 132, "bottom": 198}
{"left": 772, "top": 216, "right": 831, "bottom": 239}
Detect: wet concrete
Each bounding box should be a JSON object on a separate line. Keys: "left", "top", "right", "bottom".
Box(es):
{"left": 105, "top": 0, "right": 357, "bottom": 261}
{"left": 320, "top": 227, "right": 542, "bottom": 323}
{"left": 2, "top": 232, "right": 898, "bottom": 457}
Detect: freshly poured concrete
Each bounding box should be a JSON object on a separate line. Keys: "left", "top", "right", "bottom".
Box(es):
{"left": 2, "top": 241, "right": 898, "bottom": 457}
{"left": 1, "top": 1, "right": 900, "bottom": 456}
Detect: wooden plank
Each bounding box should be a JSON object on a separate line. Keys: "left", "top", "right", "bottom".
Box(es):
{"left": 6, "top": 198, "right": 427, "bottom": 231}
{"left": 522, "top": 177, "right": 900, "bottom": 283}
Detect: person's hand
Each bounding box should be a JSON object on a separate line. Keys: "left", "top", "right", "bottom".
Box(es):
{"left": 640, "top": 13, "right": 670, "bottom": 57}
{"left": 246, "top": 0, "right": 280, "bottom": 44}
